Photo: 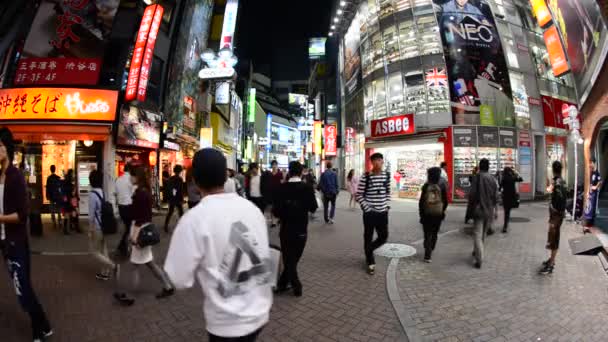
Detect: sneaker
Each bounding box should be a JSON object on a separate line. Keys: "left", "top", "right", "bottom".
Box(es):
{"left": 293, "top": 287, "right": 303, "bottom": 297}
{"left": 542, "top": 259, "right": 553, "bottom": 266}
{"left": 539, "top": 263, "right": 554, "bottom": 275}
{"left": 367, "top": 264, "right": 375, "bottom": 275}
{"left": 113, "top": 292, "right": 135, "bottom": 306}
{"left": 474, "top": 261, "right": 482, "bottom": 269}
{"left": 96, "top": 273, "right": 110, "bottom": 281}
{"left": 43, "top": 329, "right": 54, "bottom": 338}
{"left": 424, "top": 257, "right": 432, "bottom": 263}
{"left": 329, "top": 219, "right": 334, "bottom": 224}
{"left": 156, "top": 288, "right": 175, "bottom": 299}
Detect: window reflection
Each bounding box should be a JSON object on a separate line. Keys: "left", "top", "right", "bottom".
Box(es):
{"left": 383, "top": 25, "right": 400, "bottom": 64}
{"left": 373, "top": 77, "right": 388, "bottom": 119}
{"left": 405, "top": 71, "right": 426, "bottom": 115}
{"left": 399, "top": 19, "right": 419, "bottom": 59}
{"left": 388, "top": 72, "right": 405, "bottom": 116}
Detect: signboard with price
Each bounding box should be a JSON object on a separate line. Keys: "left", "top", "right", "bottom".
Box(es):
{"left": 14, "top": 58, "right": 101, "bottom": 86}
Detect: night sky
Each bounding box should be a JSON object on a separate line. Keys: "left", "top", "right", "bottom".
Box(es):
{"left": 235, "top": 0, "right": 333, "bottom": 81}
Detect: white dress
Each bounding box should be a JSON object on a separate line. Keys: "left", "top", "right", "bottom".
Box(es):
{"left": 129, "top": 222, "right": 153, "bottom": 264}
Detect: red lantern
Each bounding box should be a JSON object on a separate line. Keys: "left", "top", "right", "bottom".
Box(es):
{"left": 149, "top": 153, "right": 157, "bottom": 166}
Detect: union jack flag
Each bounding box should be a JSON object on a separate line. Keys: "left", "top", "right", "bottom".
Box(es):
{"left": 425, "top": 68, "right": 447, "bottom": 87}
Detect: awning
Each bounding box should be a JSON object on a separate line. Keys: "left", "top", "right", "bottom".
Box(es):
{"left": 365, "top": 132, "right": 445, "bottom": 149}
{"left": 5, "top": 123, "right": 112, "bottom": 142}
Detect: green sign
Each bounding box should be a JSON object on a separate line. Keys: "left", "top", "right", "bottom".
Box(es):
{"left": 247, "top": 88, "right": 256, "bottom": 123}
{"left": 479, "top": 105, "right": 495, "bottom": 126}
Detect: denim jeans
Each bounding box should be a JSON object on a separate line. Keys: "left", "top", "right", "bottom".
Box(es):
{"left": 322, "top": 193, "right": 337, "bottom": 222}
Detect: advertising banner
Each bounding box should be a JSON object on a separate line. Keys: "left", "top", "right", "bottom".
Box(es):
{"left": 530, "top": 0, "right": 553, "bottom": 28}
{"left": 547, "top": 0, "right": 608, "bottom": 105}
{"left": 117, "top": 105, "right": 162, "bottom": 149}
{"left": 541, "top": 95, "right": 577, "bottom": 130}
{"left": 324, "top": 124, "right": 337, "bottom": 156}
{"left": 313, "top": 121, "right": 323, "bottom": 154}
{"left": 370, "top": 114, "right": 415, "bottom": 139}
{"left": 343, "top": 14, "right": 361, "bottom": 98}
{"left": 453, "top": 126, "right": 478, "bottom": 147}
{"left": 477, "top": 126, "right": 499, "bottom": 147}
{"left": 498, "top": 127, "right": 517, "bottom": 148}
{"left": 433, "top": 0, "right": 514, "bottom": 126}
{"left": 309, "top": 38, "right": 327, "bottom": 60}
{"left": 14, "top": 58, "right": 101, "bottom": 86}
{"left": 543, "top": 25, "right": 570, "bottom": 77}
{"left": 220, "top": 0, "right": 239, "bottom": 51}
{"left": 345, "top": 127, "right": 355, "bottom": 154}
{"left": 518, "top": 130, "right": 532, "bottom": 193}
{"left": 0, "top": 88, "right": 117, "bottom": 122}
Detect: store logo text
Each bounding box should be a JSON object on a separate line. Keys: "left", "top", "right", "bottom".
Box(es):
{"left": 65, "top": 92, "right": 110, "bottom": 115}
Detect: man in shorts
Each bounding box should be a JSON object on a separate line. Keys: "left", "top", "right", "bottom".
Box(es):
{"left": 540, "top": 161, "right": 567, "bottom": 275}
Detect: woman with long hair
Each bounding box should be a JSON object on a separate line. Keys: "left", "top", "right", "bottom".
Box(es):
{"left": 0, "top": 127, "right": 53, "bottom": 340}
{"left": 346, "top": 169, "right": 358, "bottom": 209}
{"left": 115, "top": 166, "right": 174, "bottom": 305}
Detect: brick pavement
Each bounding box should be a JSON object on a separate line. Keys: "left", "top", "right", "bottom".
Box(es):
{"left": 394, "top": 203, "right": 608, "bottom": 342}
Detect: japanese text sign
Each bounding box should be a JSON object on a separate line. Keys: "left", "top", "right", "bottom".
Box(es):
{"left": 0, "top": 88, "right": 117, "bottom": 122}
{"left": 125, "top": 4, "right": 164, "bottom": 102}
{"left": 543, "top": 26, "right": 570, "bottom": 77}
{"left": 324, "top": 124, "right": 337, "bottom": 156}
{"left": 14, "top": 58, "right": 101, "bottom": 86}
{"left": 370, "top": 114, "right": 415, "bottom": 139}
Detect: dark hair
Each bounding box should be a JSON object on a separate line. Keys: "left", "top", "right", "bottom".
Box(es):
{"left": 124, "top": 163, "right": 131, "bottom": 173}
{"left": 271, "top": 160, "right": 278, "bottom": 166}
{"left": 552, "top": 161, "right": 563, "bottom": 175}
{"left": 479, "top": 158, "right": 489, "bottom": 172}
{"left": 326, "top": 161, "right": 333, "bottom": 169}
{"left": 193, "top": 148, "right": 227, "bottom": 190}
{"left": 0, "top": 127, "right": 15, "bottom": 162}
{"left": 173, "top": 164, "right": 183, "bottom": 174}
{"left": 288, "top": 161, "right": 303, "bottom": 177}
{"left": 132, "top": 166, "right": 151, "bottom": 192}
{"left": 228, "top": 169, "right": 236, "bottom": 178}
{"left": 440, "top": 162, "right": 447, "bottom": 169}
{"left": 503, "top": 167, "right": 513, "bottom": 177}
{"left": 65, "top": 169, "right": 74, "bottom": 183}
{"left": 427, "top": 167, "right": 441, "bottom": 184}
{"left": 89, "top": 169, "right": 103, "bottom": 188}
{"left": 590, "top": 157, "right": 597, "bottom": 163}
{"left": 370, "top": 152, "right": 383, "bottom": 161}
{"left": 50, "top": 165, "right": 56, "bottom": 173}
{"left": 347, "top": 169, "right": 355, "bottom": 181}
{"left": 249, "top": 162, "right": 259, "bottom": 171}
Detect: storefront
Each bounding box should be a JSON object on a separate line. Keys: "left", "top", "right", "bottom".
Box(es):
{"left": 115, "top": 104, "right": 162, "bottom": 175}
{"left": 0, "top": 87, "right": 118, "bottom": 214}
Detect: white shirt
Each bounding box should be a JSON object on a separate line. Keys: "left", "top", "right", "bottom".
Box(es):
{"left": 116, "top": 172, "right": 134, "bottom": 206}
{"left": 88, "top": 188, "right": 103, "bottom": 231}
{"left": 164, "top": 193, "right": 273, "bottom": 337}
{"left": 224, "top": 178, "right": 237, "bottom": 193}
{"left": 250, "top": 175, "right": 261, "bottom": 197}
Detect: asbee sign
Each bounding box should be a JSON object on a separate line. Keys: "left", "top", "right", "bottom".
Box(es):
{"left": 370, "top": 114, "right": 415, "bottom": 139}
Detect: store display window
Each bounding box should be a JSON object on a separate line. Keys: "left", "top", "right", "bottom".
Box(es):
{"left": 366, "top": 0, "right": 379, "bottom": 27}
{"left": 378, "top": 0, "right": 395, "bottom": 20}
{"left": 361, "top": 37, "right": 374, "bottom": 78}
{"left": 398, "top": 19, "right": 419, "bottom": 60}
{"left": 510, "top": 72, "right": 531, "bottom": 129}
{"left": 546, "top": 134, "right": 567, "bottom": 186}
{"left": 383, "top": 25, "right": 401, "bottom": 64}
{"left": 364, "top": 83, "right": 375, "bottom": 122}
{"left": 416, "top": 14, "right": 441, "bottom": 56}
{"left": 371, "top": 31, "right": 384, "bottom": 73}
{"left": 412, "top": 0, "right": 433, "bottom": 13}
{"left": 373, "top": 77, "right": 388, "bottom": 119}
{"left": 42, "top": 142, "right": 76, "bottom": 204}
{"left": 395, "top": 0, "right": 412, "bottom": 13}
{"left": 388, "top": 72, "right": 405, "bottom": 117}
{"left": 404, "top": 70, "right": 426, "bottom": 115}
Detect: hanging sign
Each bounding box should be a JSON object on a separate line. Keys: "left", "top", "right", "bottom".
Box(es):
{"left": 14, "top": 58, "right": 101, "bottom": 86}
{"left": 324, "top": 124, "right": 337, "bottom": 156}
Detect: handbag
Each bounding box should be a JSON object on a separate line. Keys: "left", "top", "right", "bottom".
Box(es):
{"left": 136, "top": 223, "right": 160, "bottom": 247}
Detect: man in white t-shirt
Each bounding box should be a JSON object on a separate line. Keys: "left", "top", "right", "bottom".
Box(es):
{"left": 164, "top": 148, "right": 273, "bottom": 341}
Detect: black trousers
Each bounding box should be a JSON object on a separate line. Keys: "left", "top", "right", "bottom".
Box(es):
{"left": 116, "top": 205, "right": 132, "bottom": 255}
{"left": 322, "top": 193, "right": 336, "bottom": 222}
{"left": 363, "top": 211, "right": 389, "bottom": 265}
{"left": 422, "top": 219, "right": 442, "bottom": 258}
{"left": 208, "top": 327, "right": 262, "bottom": 342}
{"left": 278, "top": 233, "right": 307, "bottom": 290}
{"left": 503, "top": 206, "right": 512, "bottom": 230}
{"left": 249, "top": 197, "right": 265, "bottom": 214}
{"left": 164, "top": 202, "right": 184, "bottom": 230}
{"left": 188, "top": 201, "right": 199, "bottom": 209}
{"left": 3, "top": 242, "right": 51, "bottom": 340}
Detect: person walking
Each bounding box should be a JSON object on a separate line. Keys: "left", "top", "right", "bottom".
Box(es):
{"left": 61, "top": 169, "right": 80, "bottom": 234}
{"left": 45, "top": 165, "right": 62, "bottom": 229}
{"left": 224, "top": 169, "right": 238, "bottom": 193}
{"left": 464, "top": 166, "right": 479, "bottom": 224}
{"left": 186, "top": 167, "right": 202, "bottom": 208}
{"left": 356, "top": 153, "right": 391, "bottom": 275}
{"left": 419, "top": 167, "right": 449, "bottom": 263}
{"left": 539, "top": 161, "right": 568, "bottom": 275}
{"left": 346, "top": 169, "right": 359, "bottom": 209}
{"left": 264, "top": 160, "right": 283, "bottom": 227}
{"left": 273, "top": 161, "right": 318, "bottom": 297}
{"left": 165, "top": 148, "right": 273, "bottom": 342}
{"left": 114, "top": 166, "right": 174, "bottom": 305}
{"left": 500, "top": 167, "right": 522, "bottom": 233}
{"left": 0, "top": 127, "right": 53, "bottom": 341}
{"left": 246, "top": 163, "right": 265, "bottom": 213}
{"left": 115, "top": 163, "right": 135, "bottom": 257}
{"left": 164, "top": 165, "right": 184, "bottom": 233}
{"left": 467, "top": 159, "right": 498, "bottom": 269}
{"left": 88, "top": 169, "right": 119, "bottom": 281}
{"left": 583, "top": 157, "right": 602, "bottom": 234}
{"left": 319, "top": 161, "right": 339, "bottom": 224}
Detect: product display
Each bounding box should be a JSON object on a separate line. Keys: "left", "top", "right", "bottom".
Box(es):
{"left": 499, "top": 148, "right": 516, "bottom": 170}
{"left": 477, "top": 147, "right": 499, "bottom": 174}
{"left": 393, "top": 149, "right": 443, "bottom": 198}
{"left": 453, "top": 147, "right": 477, "bottom": 175}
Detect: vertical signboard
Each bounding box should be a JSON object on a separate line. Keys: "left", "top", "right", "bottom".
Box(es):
{"left": 126, "top": 5, "right": 163, "bottom": 102}
{"left": 433, "top": 0, "right": 514, "bottom": 126}
{"left": 313, "top": 121, "right": 323, "bottom": 154}
{"left": 343, "top": 13, "right": 361, "bottom": 99}
{"left": 530, "top": 0, "right": 552, "bottom": 28}
{"left": 220, "top": 0, "right": 239, "bottom": 51}
{"left": 518, "top": 130, "right": 533, "bottom": 194}
{"left": 324, "top": 124, "right": 337, "bottom": 156}
{"left": 543, "top": 26, "right": 570, "bottom": 77}
{"left": 345, "top": 127, "right": 355, "bottom": 154}
{"left": 248, "top": 88, "right": 256, "bottom": 123}
{"left": 452, "top": 126, "right": 478, "bottom": 200}
{"left": 266, "top": 114, "right": 272, "bottom": 152}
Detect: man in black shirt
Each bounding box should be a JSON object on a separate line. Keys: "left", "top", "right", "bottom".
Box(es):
{"left": 45, "top": 165, "right": 62, "bottom": 228}
{"left": 164, "top": 165, "right": 184, "bottom": 233}
{"left": 273, "top": 161, "right": 318, "bottom": 297}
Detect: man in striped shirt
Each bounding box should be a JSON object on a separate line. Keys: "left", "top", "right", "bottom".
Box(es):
{"left": 356, "top": 153, "right": 391, "bottom": 275}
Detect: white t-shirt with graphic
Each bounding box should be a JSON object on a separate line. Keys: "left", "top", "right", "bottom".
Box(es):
{"left": 164, "top": 192, "right": 273, "bottom": 337}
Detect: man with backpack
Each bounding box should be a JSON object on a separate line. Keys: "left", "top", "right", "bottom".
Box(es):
{"left": 319, "top": 161, "right": 339, "bottom": 224}
{"left": 356, "top": 153, "right": 391, "bottom": 275}
{"left": 419, "top": 167, "right": 449, "bottom": 263}
{"left": 46, "top": 165, "right": 63, "bottom": 228}
{"left": 539, "top": 161, "right": 567, "bottom": 275}
{"left": 467, "top": 158, "right": 498, "bottom": 269}
{"left": 88, "top": 169, "right": 118, "bottom": 281}
{"left": 164, "top": 165, "right": 184, "bottom": 233}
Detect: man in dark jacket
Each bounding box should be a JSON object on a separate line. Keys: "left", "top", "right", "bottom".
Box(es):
{"left": 273, "top": 161, "right": 318, "bottom": 297}
{"left": 419, "top": 167, "right": 449, "bottom": 263}
{"left": 319, "top": 161, "right": 339, "bottom": 224}
{"left": 499, "top": 167, "right": 522, "bottom": 233}
{"left": 164, "top": 165, "right": 184, "bottom": 233}
{"left": 45, "top": 165, "right": 62, "bottom": 228}
{"left": 539, "top": 161, "right": 567, "bottom": 275}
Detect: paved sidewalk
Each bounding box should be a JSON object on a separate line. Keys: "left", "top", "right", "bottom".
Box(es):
{"left": 394, "top": 203, "right": 608, "bottom": 342}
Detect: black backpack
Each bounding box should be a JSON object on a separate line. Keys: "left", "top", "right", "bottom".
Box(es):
{"left": 92, "top": 191, "right": 118, "bottom": 235}
{"left": 551, "top": 178, "right": 568, "bottom": 213}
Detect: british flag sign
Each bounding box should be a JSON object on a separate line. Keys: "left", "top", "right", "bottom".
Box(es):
{"left": 425, "top": 68, "right": 447, "bottom": 87}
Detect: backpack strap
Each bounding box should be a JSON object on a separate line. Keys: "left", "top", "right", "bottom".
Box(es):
{"left": 384, "top": 171, "right": 390, "bottom": 193}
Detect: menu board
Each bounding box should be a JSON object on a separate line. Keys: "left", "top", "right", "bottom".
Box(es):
{"left": 453, "top": 126, "right": 477, "bottom": 147}
{"left": 477, "top": 126, "right": 499, "bottom": 147}
{"left": 499, "top": 128, "right": 517, "bottom": 148}
{"left": 453, "top": 126, "right": 477, "bottom": 200}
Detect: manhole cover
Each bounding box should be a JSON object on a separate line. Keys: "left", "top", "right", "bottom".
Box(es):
{"left": 510, "top": 217, "right": 531, "bottom": 223}
{"left": 374, "top": 243, "right": 417, "bottom": 258}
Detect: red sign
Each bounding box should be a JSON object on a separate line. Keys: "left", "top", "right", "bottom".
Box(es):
{"left": 370, "top": 114, "right": 415, "bottom": 138}
{"left": 542, "top": 96, "right": 578, "bottom": 129}
{"left": 561, "top": 103, "right": 572, "bottom": 119}
{"left": 528, "top": 97, "right": 541, "bottom": 106}
{"left": 126, "top": 5, "right": 164, "bottom": 102}
{"left": 14, "top": 58, "right": 101, "bottom": 86}
{"left": 518, "top": 130, "right": 531, "bottom": 147}
{"left": 543, "top": 26, "right": 570, "bottom": 77}
{"left": 345, "top": 127, "right": 355, "bottom": 154}
{"left": 324, "top": 124, "right": 337, "bottom": 156}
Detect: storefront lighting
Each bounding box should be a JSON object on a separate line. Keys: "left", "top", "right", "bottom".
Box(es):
{"left": 83, "top": 140, "right": 93, "bottom": 147}
{"left": 337, "top": 9, "right": 343, "bottom": 15}
{"left": 334, "top": 17, "right": 339, "bottom": 23}
{"left": 331, "top": 25, "right": 336, "bottom": 30}
{"left": 329, "top": 32, "right": 334, "bottom": 37}
{"left": 340, "top": 0, "right": 347, "bottom": 6}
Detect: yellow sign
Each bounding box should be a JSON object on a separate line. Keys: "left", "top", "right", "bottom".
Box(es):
{"left": 313, "top": 121, "right": 322, "bottom": 154}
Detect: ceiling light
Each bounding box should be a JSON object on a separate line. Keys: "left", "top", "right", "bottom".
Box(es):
{"left": 334, "top": 17, "right": 339, "bottom": 23}
{"left": 337, "top": 9, "right": 343, "bottom": 15}
{"left": 331, "top": 25, "right": 336, "bottom": 30}
{"left": 340, "top": 0, "right": 347, "bottom": 6}
{"left": 329, "top": 32, "right": 334, "bottom": 37}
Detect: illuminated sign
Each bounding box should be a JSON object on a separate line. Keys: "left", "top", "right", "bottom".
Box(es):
{"left": 248, "top": 88, "right": 256, "bottom": 123}
{"left": 125, "top": 4, "right": 164, "bottom": 102}
{"left": 530, "top": 0, "right": 552, "bottom": 28}
{"left": 324, "top": 124, "right": 337, "bottom": 156}
{"left": 313, "top": 121, "right": 322, "bottom": 154}
{"left": 198, "top": 67, "right": 236, "bottom": 80}
{"left": 266, "top": 114, "right": 272, "bottom": 151}
{"left": 370, "top": 114, "right": 415, "bottom": 138}
{"left": 220, "top": 0, "right": 239, "bottom": 50}
{"left": 200, "top": 128, "right": 213, "bottom": 148}
{"left": 0, "top": 88, "right": 117, "bottom": 122}
{"left": 543, "top": 26, "right": 570, "bottom": 77}
{"left": 14, "top": 58, "right": 101, "bottom": 86}
{"left": 117, "top": 105, "right": 161, "bottom": 149}
{"left": 309, "top": 38, "right": 326, "bottom": 59}
{"left": 163, "top": 140, "right": 180, "bottom": 151}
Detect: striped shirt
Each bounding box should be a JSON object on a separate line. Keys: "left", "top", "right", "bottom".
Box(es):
{"left": 356, "top": 171, "right": 391, "bottom": 213}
